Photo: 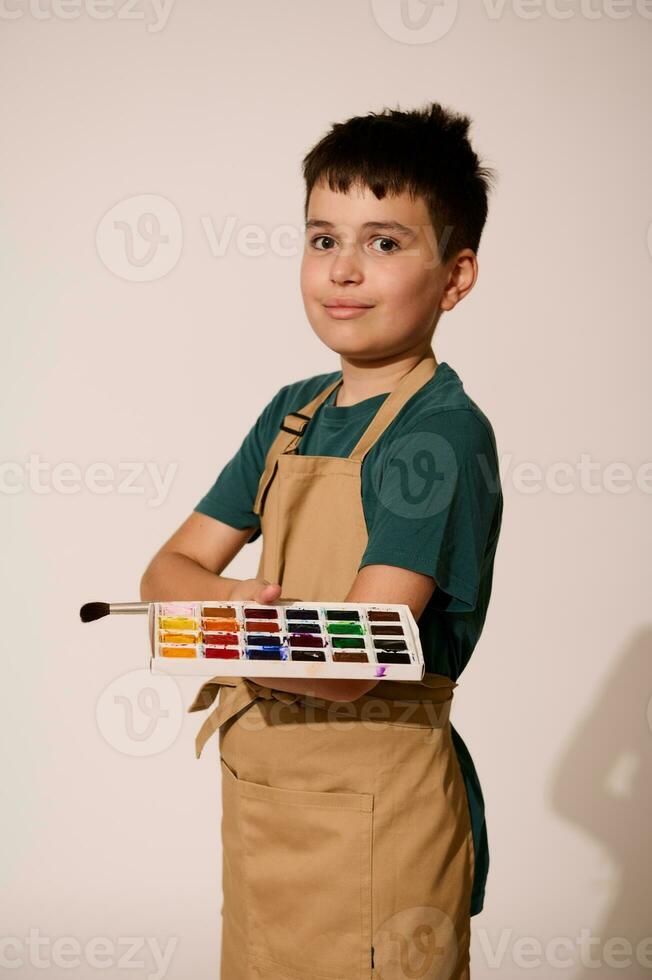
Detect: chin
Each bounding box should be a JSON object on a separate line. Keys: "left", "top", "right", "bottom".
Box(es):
{"left": 310, "top": 322, "right": 379, "bottom": 356}
{"left": 315, "top": 336, "right": 380, "bottom": 360}
{"left": 316, "top": 332, "right": 406, "bottom": 364}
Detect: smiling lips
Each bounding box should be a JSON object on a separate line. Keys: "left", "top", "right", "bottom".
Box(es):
{"left": 325, "top": 298, "right": 374, "bottom": 308}
{"left": 324, "top": 298, "right": 374, "bottom": 319}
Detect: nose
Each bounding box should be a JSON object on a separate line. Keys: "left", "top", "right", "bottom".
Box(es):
{"left": 329, "top": 243, "right": 364, "bottom": 285}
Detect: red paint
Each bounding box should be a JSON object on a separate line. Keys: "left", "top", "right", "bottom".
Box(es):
{"left": 204, "top": 646, "right": 240, "bottom": 659}
{"left": 203, "top": 631, "right": 238, "bottom": 644}
{"left": 245, "top": 620, "right": 279, "bottom": 632}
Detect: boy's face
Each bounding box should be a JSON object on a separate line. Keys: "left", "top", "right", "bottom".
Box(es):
{"left": 301, "top": 179, "right": 454, "bottom": 361}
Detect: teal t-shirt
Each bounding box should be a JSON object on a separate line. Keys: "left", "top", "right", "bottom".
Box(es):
{"left": 194, "top": 360, "right": 502, "bottom": 916}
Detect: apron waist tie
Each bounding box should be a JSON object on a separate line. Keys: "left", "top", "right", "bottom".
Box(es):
{"left": 187, "top": 673, "right": 458, "bottom": 760}
{"left": 188, "top": 676, "right": 302, "bottom": 759}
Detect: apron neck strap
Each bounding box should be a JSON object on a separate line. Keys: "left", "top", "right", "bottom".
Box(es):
{"left": 349, "top": 352, "right": 437, "bottom": 463}
{"left": 279, "top": 377, "right": 342, "bottom": 450}
{"left": 252, "top": 377, "right": 342, "bottom": 516}
{"left": 253, "top": 353, "right": 437, "bottom": 517}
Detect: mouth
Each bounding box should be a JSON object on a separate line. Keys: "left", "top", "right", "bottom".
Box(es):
{"left": 323, "top": 298, "right": 375, "bottom": 320}
{"left": 323, "top": 304, "right": 373, "bottom": 319}
{"left": 324, "top": 299, "right": 374, "bottom": 309}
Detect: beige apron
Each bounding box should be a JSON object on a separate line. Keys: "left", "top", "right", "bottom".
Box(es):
{"left": 188, "top": 352, "right": 476, "bottom": 980}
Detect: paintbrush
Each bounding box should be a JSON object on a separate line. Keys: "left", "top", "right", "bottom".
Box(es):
{"left": 80, "top": 601, "right": 150, "bottom": 623}
{"left": 80, "top": 595, "right": 305, "bottom": 624}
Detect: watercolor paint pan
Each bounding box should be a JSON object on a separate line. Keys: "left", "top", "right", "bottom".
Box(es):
{"left": 147, "top": 600, "right": 425, "bottom": 681}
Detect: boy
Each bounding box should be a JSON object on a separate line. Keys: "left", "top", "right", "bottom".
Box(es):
{"left": 141, "top": 102, "right": 502, "bottom": 980}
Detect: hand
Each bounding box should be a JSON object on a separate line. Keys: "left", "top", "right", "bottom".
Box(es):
{"left": 227, "top": 577, "right": 283, "bottom": 604}
{"left": 227, "top": 578, "right": 370, "bottom": 701}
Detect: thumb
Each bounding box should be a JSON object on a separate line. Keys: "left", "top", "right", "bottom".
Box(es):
{"left": 259, "top": 580, "right": 282, "bottom": 601}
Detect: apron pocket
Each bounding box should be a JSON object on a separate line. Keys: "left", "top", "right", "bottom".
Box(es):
{"left": 223, "top": 760, "right": 374, "bottom": 980}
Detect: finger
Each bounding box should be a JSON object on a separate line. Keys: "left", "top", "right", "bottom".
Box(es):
{"left": 259, "top": 582, "right": 282, "bottom": 601}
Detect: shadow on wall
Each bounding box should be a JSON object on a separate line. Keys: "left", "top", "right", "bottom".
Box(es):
{"left": 549, "top": 625, "right": 652, "bottom": 979}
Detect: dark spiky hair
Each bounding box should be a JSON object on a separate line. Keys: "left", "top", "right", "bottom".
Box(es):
{"left": 301, "top": 102, "right": 497, "bottom": 265}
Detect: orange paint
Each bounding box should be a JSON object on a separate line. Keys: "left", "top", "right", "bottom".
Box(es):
{"left": 202, "top": 617, "right": 239, "bottom": 631}
{"left": 161, "top": 646, "right": 197, "bottom": 658}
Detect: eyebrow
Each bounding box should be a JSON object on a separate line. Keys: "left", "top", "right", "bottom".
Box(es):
{"left": 305, "top": 218, "right": 416, "bottom": 239}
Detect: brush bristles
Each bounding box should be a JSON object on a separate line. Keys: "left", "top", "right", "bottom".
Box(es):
{"left": 79, "top": 601, "right": 111, "bottom": 623}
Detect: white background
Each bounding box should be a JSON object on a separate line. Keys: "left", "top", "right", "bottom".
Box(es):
{"left": 1, "top": 1, "right": 651, "bottom": 977}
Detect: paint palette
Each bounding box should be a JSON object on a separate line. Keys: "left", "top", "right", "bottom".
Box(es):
{"left": 148, "top": 601, "right": 425, "bottom": 680}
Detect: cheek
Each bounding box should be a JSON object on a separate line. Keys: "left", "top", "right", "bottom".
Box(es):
{"left": 300, "top": 257, "right": 320, "bottom": 296}
{"left": 379, "top": 265, "right": 427, "bottom": 310}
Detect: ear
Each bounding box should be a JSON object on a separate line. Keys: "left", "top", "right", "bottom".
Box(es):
{"left": 440, "top": 249, "right": 478, "bottom": 312}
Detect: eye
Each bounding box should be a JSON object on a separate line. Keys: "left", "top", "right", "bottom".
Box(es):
{"left": 370, "top": 236, "right": 400, "bottom": 254}
{"left": 310, "top": 235, "right": 336, "bottom": 250}
{"left": 309, "top": 234, "right": 400, "bottom": 254}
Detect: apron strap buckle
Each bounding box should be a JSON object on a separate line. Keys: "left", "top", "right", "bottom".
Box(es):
{"left": 280, "top": 410, "right": 311, "bottom": 437}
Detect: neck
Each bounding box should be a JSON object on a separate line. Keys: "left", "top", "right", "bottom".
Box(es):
{"left": 334, "top": 342, "right": 437, "bottom": 408}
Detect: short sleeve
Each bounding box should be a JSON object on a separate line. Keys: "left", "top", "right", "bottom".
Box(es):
{"left": 194, "top": 386, "right": 287, "bottom": 543}
{"left": 359, "top": 410, "right": 502, "bottom": 611}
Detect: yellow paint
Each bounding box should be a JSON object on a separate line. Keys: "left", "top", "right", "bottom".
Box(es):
{"left": 159, "top": 616, "right": 198, "bottom": 630}
{"left": 160, "top": 631, "right": 200, "bottom": 644}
